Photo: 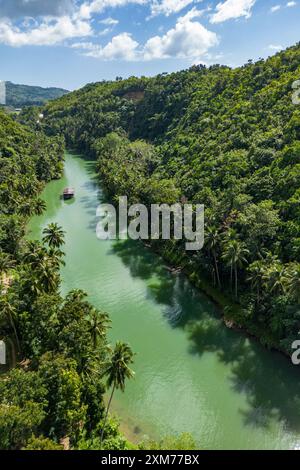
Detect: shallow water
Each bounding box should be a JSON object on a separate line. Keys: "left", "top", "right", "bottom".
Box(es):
{"left": 28, "top": 152, "right": 300, "bottom": 450}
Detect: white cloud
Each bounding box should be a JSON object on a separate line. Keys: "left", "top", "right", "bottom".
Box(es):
{"left": 0, "top": 0, "right": 135, "bottom": 47}
{"left": 0, "top": 0, "right": 74, "bottom": 19}
{"left": 271, "top": 1, "right": 297, "bottom": 12}
{"left": 144, "top": 10, "right": 218, "bottom": 60}
{"left": 79, "top": 32, "right": 139, "bottom": 59}
{"left": 77, "top": 0, "right": 146, "bottom": 20}
{"left": 210, "top": 0, "right": 256, "bottom": 24}
{"left": 98, "top": 27, "right": 113, "bottom": 35}
{"left": 268, "top": 44, "right": 283, "bottom": 50}
{"left": 0, "top": 0, "right": 217, "bottom": 56}
{"left": 150, "top": 0, "right": 195, "bottom": 17}
{"left": 270, "top": 5, "right": 281, "bottom": 12}
{"left": 73, "top": 6, "right": 218, "bottom": 62}
{"left": 99, "top": 17, "right": 119, "bottom": 25}
{"left": 0, "top": 16, "right": 92, "bottom": 46}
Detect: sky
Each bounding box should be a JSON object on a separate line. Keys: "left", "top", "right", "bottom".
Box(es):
{"left": 0, "top": 0, "right": 299, "bottom": 90}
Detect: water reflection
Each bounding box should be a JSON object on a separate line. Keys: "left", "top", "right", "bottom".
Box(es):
{"left": 111, "top": 238, "right": 300, "bottom": 434}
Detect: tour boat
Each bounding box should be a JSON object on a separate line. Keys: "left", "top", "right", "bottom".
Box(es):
{"left": 62, "top": 187, "right": 75, "bottom": 200}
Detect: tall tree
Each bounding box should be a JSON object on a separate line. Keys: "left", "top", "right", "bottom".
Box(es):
{"left": 222, "top": 239, "right": 249, "bottom": 298}
{"left": 0, "top": 296, "right": 20, "bottom": 356}
{"left": 100, "top": 342, "right": 134, "bottom": 448}
{"left": 247, "top": 260, "right": 266, "bottom": 304}
{"left": 205, "top": 226, "right": 221, "bottom": 288}
{"left": 0, "top": 251, "right": 14, "bottom": 280}
{"left": 87, "top": 309, "right": 111, "bottom": 350}
{"left": 286, "top": 263, "right": 300, "bottom": 303}
{"left": 42, "top": 223, "right": 65, "bottom": 249}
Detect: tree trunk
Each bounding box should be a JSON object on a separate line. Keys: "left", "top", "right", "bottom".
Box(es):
{"left": 235, "top": 266, "right": 238, "bottom": 299}
{"left": 100, "top": 382, "right": 116, "bottom": 449}
{"left": 213, "top": 251, "right": 221, "bottom": 288}
{"left": 8, "top": 313, "right": 21, "bottom": 358}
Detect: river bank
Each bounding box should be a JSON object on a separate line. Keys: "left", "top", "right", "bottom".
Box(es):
{"left": 28, "top": 152, "right": 300, "bottom": 450}
{"left": 144, "top": 240, "right": 289, "bottom": 358}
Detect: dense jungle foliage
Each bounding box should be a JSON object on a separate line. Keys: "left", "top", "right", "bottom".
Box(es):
{"left": 40, "top": 43, "right": 300, "bottom": 354}
{"left": 0, "top": 110, "right": 193, "bottom": 451}
{"left": 0, "top": 111, "right": 137, "bottom": 450}
{"left": 5, "top": 81, "right": 68, "bottom": 108}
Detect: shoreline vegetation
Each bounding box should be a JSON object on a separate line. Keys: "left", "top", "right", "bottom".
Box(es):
{"left": 142, "top": 239, "right": 287, "bottom": 356}
{"left": 34, "top": 43, "right": 300, "bottom": 361}
{"left": 1, "top": 41, "right": 300, "bottom": 450}
{"left": 0, "top": 111, "right": 196, "bottom": 450}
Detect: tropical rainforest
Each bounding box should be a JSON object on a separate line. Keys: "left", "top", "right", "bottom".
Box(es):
{"left": 0, "top": 109, "right": 137, "bottom": 450}
{"left": 39, "top": 43, "right": 300, "bottom": 355}
{"left": 0, "top": 106, "right": 192, "bottom": 450}
{"left": 1, "top": 42, "right": 300, "bottom": 451}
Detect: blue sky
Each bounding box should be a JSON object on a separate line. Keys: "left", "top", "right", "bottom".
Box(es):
{"left": 0, "top": 0, "right": 299, "bottom": 90}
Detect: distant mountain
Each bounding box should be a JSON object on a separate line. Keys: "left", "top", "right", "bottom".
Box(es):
{"left": 5, "top": 81, "right": 69, "bottom": 108}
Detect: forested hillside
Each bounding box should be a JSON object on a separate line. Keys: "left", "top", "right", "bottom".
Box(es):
{"left": 41, "top": 43, "right": 300, "bottom": 354}
{"left": 5, "top": 81, "right": 68, "bottom": 108}
{"left": 0, "top": 111, "right": 136, "bottom": 450}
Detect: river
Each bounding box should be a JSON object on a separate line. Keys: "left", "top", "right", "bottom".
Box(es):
{"left": 28, "top": 151, "right": 300, "bottom": 450}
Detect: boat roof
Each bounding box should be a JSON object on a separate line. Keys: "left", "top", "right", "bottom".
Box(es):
{"left": 63, "top": 187, "right": 75, "bottom": 194}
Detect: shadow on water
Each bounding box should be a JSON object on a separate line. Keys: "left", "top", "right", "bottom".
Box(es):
{"left": 110, "top": 239, "right": 218, "bottom": 327}
{"left": 110, "top": 238, "right": 300, "bottom": 435}
{"left": 188, "top": 319, "right": 300, "bottom": 432}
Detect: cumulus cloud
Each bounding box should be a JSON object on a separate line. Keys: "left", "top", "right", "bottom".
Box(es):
{"left": 144, "top": 9, "right": 218, "bottom": 61}
{"left": 0, "top": 0, "right": 218, "bottom": 58}
{"left": 75, "top": 32, "right": 139, "bottom": 59}
{"left": 0, "top": 0, "right": 74, "bottom": 19}
{"left": 73, "top": 7, "right": 218, "bottom": 62}
{"left": 0, "top": 0, "right": 146, "bottom": 47}
{"left": 77, "top": 0, "right": 146, "bottom": 20}
{"left": 210, "top": 0, "right": 256, "bottom": 24}
{"left": 150, "top": 0, "right": 195, "bottom": 17}
{"left": 0, "top": 16, "right": 92, "bottom": 46}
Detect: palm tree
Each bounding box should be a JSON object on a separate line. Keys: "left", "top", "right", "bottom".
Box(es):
{"left": 23, "top": 241, "right": 61, "bottom": 294}
{"left": 0, "top": 251, "right": 14, "bottom": 278}
{"left": 34, "top": 198, "right": 47, "bottom": 216}
{"left": 286, "top": 263, "right": 300, "bottom": 303}
{"left": 0, "top": 251, "right": 14, "bottom": 293}
{"left": 42, "top": 223, "right": 65, "bottom": 249}
{"left": 247, "top": 260, "right": 266, "bottom": 304}
{"left": 23, "top": 242, "right": 48, "bottom": 270}
{"left": 38, "top": 258, "right": 60, "bottom": 294}
{"left": 100, "top": 342, "right": 135, "bottom": 448}
{"left": 222, "top": 239, "right": 249, "bottom": 298}
{"left": 205, "top": 226, "right": 221, "bottom": 287}
{"left": 18, "top": 202, "right": 35, "bottom": 217}
{"left": 264, "top": 263, "right": 287, "bottom": 295}
{"left": 87, "top": 309, "right": 111, "bottom": 350}
{"left": 48, "top": 248, "right": 66, "bottom": 269}
{"left": 68, "top": 289, "right": 88, "bottom": 302}
{"left": 0, "top": 296, "right": 20, "bottom": 356}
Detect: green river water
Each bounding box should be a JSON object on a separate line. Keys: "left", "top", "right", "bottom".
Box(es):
{"left": 28, "top": 152, "right": 300, "bottom": 450}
